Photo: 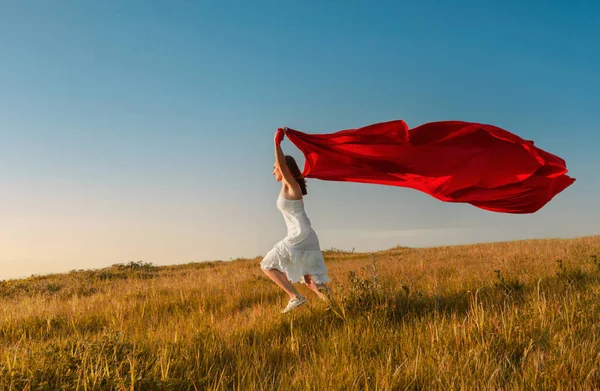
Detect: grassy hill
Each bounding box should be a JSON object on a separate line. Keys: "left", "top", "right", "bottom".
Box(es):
{"left": 1, "top": 236, "right": 600, "bottom": 390}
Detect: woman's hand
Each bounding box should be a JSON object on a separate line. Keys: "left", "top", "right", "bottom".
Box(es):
{"left": 274, "top": 127, "right": 286, "bottom": 145}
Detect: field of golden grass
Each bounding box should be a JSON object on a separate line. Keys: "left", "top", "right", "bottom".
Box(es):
{"left": 1, "top": 235, "right": 600, "bottom": 390}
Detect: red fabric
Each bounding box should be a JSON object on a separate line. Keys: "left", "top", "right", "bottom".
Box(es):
{"left": 274, "top": 128, "right": 285, "bottom": 145}
{"left": 283, "top": 120, "right": 575, "bottom": 214}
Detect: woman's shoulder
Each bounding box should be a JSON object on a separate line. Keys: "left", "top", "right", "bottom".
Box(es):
{"left": 280, "top": 186, "right": 303, "bottom": 201}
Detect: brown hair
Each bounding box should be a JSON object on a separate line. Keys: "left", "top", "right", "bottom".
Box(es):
{"left": 285, "top": 155, "right": 307, "bottom": 195}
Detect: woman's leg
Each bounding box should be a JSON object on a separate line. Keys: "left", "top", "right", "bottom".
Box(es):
{"left": 303, "top": 275, "right": 328, "bottom": 300}
{"left": 262, "top": 268, "right": 303, "bottom": 299}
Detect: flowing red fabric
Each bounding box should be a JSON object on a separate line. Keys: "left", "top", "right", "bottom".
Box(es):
{"left": 283, "top": 120, "right": 574, "bottom": 214}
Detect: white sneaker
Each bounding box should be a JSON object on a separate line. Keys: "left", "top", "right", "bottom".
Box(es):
{"left": 281, "top": 295, "right": 307, "bottom": 313}
{"left": 316, "top": 284, "right": 333, "bottom": 302}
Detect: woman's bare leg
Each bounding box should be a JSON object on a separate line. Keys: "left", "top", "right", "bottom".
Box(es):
{"left": 303, "top": 275, "right": 328, "bottom": 300}
{"left": 262, "top": 268, "right": 302, "bottom": 299}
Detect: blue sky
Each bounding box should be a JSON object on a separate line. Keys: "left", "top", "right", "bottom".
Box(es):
{"left": 1, "top": 1, "right": 598, "bottom": 279}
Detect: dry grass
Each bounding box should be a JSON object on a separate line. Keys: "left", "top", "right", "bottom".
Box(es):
{"left": 1, "top": 236, "right": 600, "bottom": 390}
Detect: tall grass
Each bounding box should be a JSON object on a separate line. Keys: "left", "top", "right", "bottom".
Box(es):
{"left": 1, "top": 236, "right": 600, "bottom": 390}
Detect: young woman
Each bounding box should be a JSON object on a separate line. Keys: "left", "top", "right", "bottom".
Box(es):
{"left": 260, "top": 127, "right": 331, "bottom": 313}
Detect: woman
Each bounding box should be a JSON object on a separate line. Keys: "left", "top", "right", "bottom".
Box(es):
{"left": 260, "top": 127, "right": 331, "bottom": 313}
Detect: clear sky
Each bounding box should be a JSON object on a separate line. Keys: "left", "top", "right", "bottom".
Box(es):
{"left": 1, "top": 1, "right": 598, "bottom": 279}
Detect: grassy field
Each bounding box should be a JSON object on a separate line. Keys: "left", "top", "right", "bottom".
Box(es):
{"left": 1, "top": 236, "right": 600, "bottom": 390}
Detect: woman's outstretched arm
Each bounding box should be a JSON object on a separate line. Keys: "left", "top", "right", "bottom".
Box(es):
{"left": 274, "top": 127, "right": 296, "bottom": 187}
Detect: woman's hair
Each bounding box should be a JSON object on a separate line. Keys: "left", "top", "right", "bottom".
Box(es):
{"left": 285, "top": 155, "right": 307, "bottom": 195}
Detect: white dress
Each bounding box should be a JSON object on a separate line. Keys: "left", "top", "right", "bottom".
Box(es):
{"left": 260, "top": 194, "right": 330, "bottom": 284}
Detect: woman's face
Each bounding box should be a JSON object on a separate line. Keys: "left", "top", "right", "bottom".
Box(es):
{"left": 273, "top": 164, "right": 283, "bottom": 182}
